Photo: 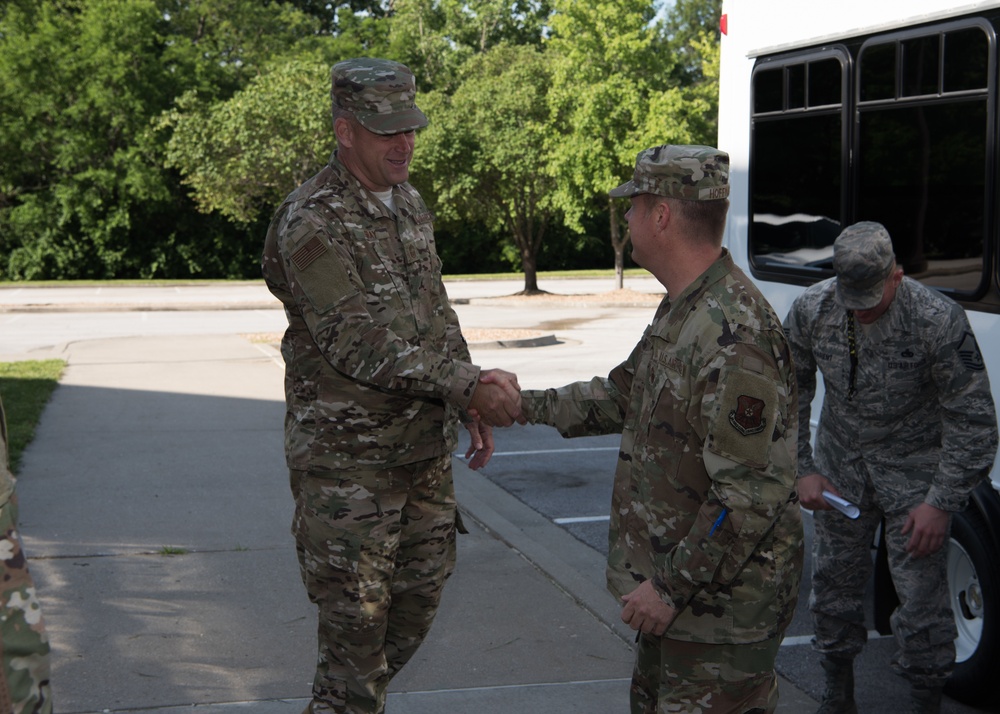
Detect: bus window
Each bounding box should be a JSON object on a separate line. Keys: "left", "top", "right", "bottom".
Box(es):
{"left": 750, "top": 53, "right": 847, "bottom": 275}
{"left": 859, "top": 42, "right": 895, "bottom": 101}
{"left": 901, "top": 35, "right": 939, "bottom": 97}
{"left": 810, "top": 59, "right": 842, "bottom": 107}
{"left": 944, "top": 27, "right": 989, "bottom": 92}
{"left": 857, "top": 104, "right": 988, "bottom": 291}
{"left": 787, "top": 64, "right": 806, "bottom": 109}
{"left": 753, "top": 66, "right": 783, "bottom": 113}
{"left": 857, "top": 22, "right": 993, "bottom": 297}
{"left": 748, "top": 22, "right": 995, "bottom": 297}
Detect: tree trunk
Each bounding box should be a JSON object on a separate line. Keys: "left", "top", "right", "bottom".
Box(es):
{"left": 608, "top": 196, "right": 630, "bottom": 290}
{"left": 614, "top": 244, "right": 624, "bottom": 289}
{"left": 508, "top": 200, "right": 545, "bottom": 295}
{"left": 522, "top": 248, "right": 539, "bottom": 293}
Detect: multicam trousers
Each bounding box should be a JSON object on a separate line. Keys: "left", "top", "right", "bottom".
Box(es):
{"left": 0, "top": 494, "right": 52, "bottom": 714}
{"left": 810, "top": 482, "right": 956, "bottom": 687}
{"left": 631, "top": 634, "right": 780, "bottom": 713}
{"left": 291, "top": 453, "right": 458, "bottom": 714}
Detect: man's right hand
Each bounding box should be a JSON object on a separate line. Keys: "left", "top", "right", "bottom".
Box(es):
{"left": 797, "top": 472, "right": 841, "bottom": 511}
{"left": 468, "top": 369, "right": 526, "bottom": 427}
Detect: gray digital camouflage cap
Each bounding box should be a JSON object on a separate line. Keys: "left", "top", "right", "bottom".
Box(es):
{"left": 833, "top": 221, "right": 896, "bottom": 310}
{"left": 331, "top": 57, "right": 428, "bottom": 136}
{"left": 609, "top": 144, "right": 730, "bottom": 201}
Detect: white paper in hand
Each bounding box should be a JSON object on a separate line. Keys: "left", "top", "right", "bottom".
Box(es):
{"left": 822, "top": 491, "right": 860, "bottom": 519}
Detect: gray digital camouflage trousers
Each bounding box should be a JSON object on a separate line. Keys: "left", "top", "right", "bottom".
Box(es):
{"left": 0, "top": 494, "right": 52, "bottom": 714}
{"left": 810, "top": 483, "right": 956, "bottom": 687}
{"left": 291, "top": 453, "right": 458, "bottom": 714}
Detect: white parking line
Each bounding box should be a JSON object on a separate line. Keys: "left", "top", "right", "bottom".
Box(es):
{"left": 781, "top": 631, "right": 889, "bottom": 647}
{"left": 554, "top": 515, "right": 611, "bottom": 524}
{"left": 490, "top": 447, "right": 618, "bottom": 456}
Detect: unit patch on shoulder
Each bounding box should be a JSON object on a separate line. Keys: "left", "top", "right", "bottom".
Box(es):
{"left": 729, "top": 395, "right": 766, "bottom": 436}
{"left": 291, "top": 236, "right": 327, "bottom": 271}
{"left": 958, "top": 331, "right": 985, "bottom": 372}
{"left": 710, "top": 366, "right": 779, "bottom": 469}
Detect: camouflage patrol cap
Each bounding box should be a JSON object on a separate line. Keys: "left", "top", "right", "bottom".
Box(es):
{"left": 833, "top": 221, "right": 896, "bottom": 310}
{"left": 609, "top": 144, "right": 730, "bottom": 201}
{"left": 331, "top": 57, "right": 428, "bottom": 136}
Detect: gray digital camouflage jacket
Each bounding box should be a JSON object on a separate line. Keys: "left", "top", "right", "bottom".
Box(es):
{"left": 785, "top": 276, "right": 998, "bottom": 513}
{"left": 523, "top": 251, "right": 803, "bottom": 644}
{"left": 262, "top": 153, "right": 480, "bottom": 473}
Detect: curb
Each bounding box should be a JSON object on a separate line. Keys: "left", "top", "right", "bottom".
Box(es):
{"left": 0, "top": 302, "right": 282, "bottom": 313}
{"left": 466, "top": 334, "right": 559, "bottom": 349}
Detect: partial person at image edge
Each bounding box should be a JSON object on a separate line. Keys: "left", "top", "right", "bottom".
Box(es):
{"left": 0, "top": 394, "right": 53, "bottom": 713}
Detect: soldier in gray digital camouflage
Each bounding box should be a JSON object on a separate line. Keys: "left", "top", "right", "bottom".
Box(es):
{"left": 511, "top": 145, "right": 804, "bottom": 713}
{"left": 784, "top": 221, "right": 999, "bottom": 714}
{"left": 261, "top": 57, "right": 523, "bottom": 714}
{"left": 0, "top": 395, "right": 53, "bottom": 714}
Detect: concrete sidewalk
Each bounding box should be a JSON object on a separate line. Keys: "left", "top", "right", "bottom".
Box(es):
{"left": 10, "top": 315, "right": 817, "bottom": 712}
{"left": 14, "top": 333, "right": 635, "bottom": 714}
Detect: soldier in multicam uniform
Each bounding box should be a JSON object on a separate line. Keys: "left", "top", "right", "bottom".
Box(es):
{"left": 785, "top": 222, "right": 999, "bottom": 714}
{"left": 261, "top": 57, "right": 522, "bottom": 714}
{"left": 517, "top": 145, "right": 804, "bottom": 713}
{"left": 0, "top": 396, "right": 53, "bottom": 713}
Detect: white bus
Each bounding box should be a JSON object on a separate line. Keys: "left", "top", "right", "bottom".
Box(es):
{"left": 718, "top": 0, "right": 1000, "bottom": 706}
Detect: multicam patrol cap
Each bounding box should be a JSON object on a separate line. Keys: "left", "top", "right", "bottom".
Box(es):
{"left": 331, "top": 57, "right": 428, "bottom": 136}
{"left": 833, "top": 221, "right": 896, "bottom": 310}
{"left": 609, "top": 144, "right": 730, "bottom": 201}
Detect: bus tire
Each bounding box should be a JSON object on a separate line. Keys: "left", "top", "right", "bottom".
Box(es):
{"left": 944, "top": 507, "right": 1000, "bottom": 706}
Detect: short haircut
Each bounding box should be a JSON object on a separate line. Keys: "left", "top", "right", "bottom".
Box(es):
{"left": 332, "top": 106, "right": 354, "bottom": 128}
{"left": 666, "top": 197, "right": 730, "bottom": 244}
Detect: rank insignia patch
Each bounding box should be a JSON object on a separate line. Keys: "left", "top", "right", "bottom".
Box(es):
{"left": 729, "top": 395, "right": 767, "bottom": 436}
{"left": 958, "top": 331, "right": 985, "bottom": 371}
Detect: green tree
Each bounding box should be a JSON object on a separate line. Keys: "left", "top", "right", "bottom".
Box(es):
{"left": 157, "top": 0, "right": 325, "bottom": 97}
{"left": 0, "top": 0, "right": 352, "bottom": 280}
{"left": 414, "top": 44, "right": 558, "bottom": 292}
{"left": 387, "top": 0, "right": 549, "bottom": 92}
{"left": 546, "top": 0, "right": 669, "bottom": 288}
{"left": 662, "top": 0, "right": 723, "bottom": 84}
{"left": 647, "top": 0, "right": 723, "bottom": 147}
{"left": 275, "top": 0, "right": 390, "bottom": 32}
{"left": 0, "top": 0, "right": 719, "bottom": 281}
{"left": 546, "top": 0, "right": 721, "bottom": 288}
{"left": 163, "top": 59, "right": 334, "bottom": 224}
{"left": 1, "top": 0, "right": 182, "bottom": 278}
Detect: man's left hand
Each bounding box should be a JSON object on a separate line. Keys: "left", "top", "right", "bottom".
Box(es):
{"left": 463, "top": 420, "right": 495, "bottom": 470}
{"left": 901, "top": 502, "right": 950, "bottom": 558}
{"left": 620, "top": 579, "right": 678, "bottom": 636}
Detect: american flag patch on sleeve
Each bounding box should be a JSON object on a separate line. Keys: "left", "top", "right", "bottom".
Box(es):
{"left": 291, "top": 236, "right": 327, "bottom": 271}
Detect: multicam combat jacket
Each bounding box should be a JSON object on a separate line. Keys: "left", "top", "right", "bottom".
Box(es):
{"left": 785, "top": 276, "right": 998, "bottom": 512}
{"left": 262, "top": 153, "right": 480, "bottom": 472}
{"left": 523, "top": 251, "right": 803, "bottom": 644}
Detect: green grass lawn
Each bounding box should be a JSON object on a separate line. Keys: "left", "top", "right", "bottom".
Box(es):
{"left": 1, "top": 360, "right": 65, "bottom": 474}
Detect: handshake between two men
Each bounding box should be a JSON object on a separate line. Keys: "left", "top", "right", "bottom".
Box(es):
{"left": 462, "top": 368, "right": 525, "bottom": 470}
